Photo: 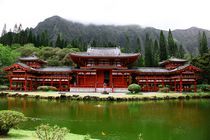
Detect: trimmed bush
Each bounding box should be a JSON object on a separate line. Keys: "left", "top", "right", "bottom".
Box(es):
{"left": 128, "top": 84, "right": 141, "bottom": 94}
{"left": 35, "top": 124, "right": 69, "bottom": 140}
{"left": 158, "top": 87, "right": 170, "bottom": 93}
{"left": 0, "top": 85, "right": 9, "bottom": 91}
{"left": 37, "top": 86, "right": 57, "bottom": 91}
{"left": 0, "top": 110, "right": 27, "bottom": 135}
{"left": 101, "top": 91, "right": 109, "bottom": 94}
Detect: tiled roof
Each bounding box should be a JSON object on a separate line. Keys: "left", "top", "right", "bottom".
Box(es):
{"left": 137, "top": 67, "right": 170, "bottom": 73}
{"left": 19, "top": 55, "right": 47, "bottom": 63}
{"left": 17, "top": 62, "right": 30, "bottom": 68}
{"left": 19, "top": 56, "right": 39, "bottom": 61}
{"left": 37, "top": 67, "right": 71, "bottom": 72}
{"left": 159, "top": 57, "right": 187, "bottom": 65}
{"left": 72, "top": 47, "right": 139, "bottom": 57}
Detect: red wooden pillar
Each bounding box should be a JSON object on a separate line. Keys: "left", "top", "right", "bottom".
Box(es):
{"left": 174, "top": 79, "right": 177, "bottom": 92}
{"left": 30, "top": 80, "right": 32, "bottom": 91}
{"left": 95, "top": 71, "right": 97, "bottom": 92}
{"left": 162, "top": 76, "right": 165, "bottom": 87}
{"left": 83, "top": 72, "right": 86, "bottom": 86}
{"left": 194, "top": 80, "right": 197, "bottom": 92}
{"left": 15, "top": 82, "right": 18, "bottom": 90}
{"left": 59, "top": 78, "right": 62, "bottom": 91}
{"left": 42, "top": 78, "right": 45, "bottom": 86}
{"left": 68, "top": 75, "right": 70, "bottom": 91}
{"left": 179, "top": 76, "right": 183, "bottom": 93}
{"left": 121, "top": 72, "right": 124, "bottom": 87}
{"left": 24, "top": 76, "right": 27, "bottom": 91}
{"left": 9, "top": 76, "right": 13, "bottom": 90}
{"left": 154, "top": 79, "right": 157, "bottom": 91}
{"left": 110, "top": 70, "right": 113, "bottom": 92}
{"left": 51, "top": 77, "right": 53, "bottom": 86}
{"left": 146, "top": 78, "right": 148, "bottom": 91}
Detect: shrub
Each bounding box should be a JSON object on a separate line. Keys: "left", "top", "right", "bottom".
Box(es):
{"left": 37, "top": 86, "right": 57, "bottom": 91}
{"left": 0, "top": 85, "right": 9, "bottom": 91}
{"left": 158, "top": 87, "right": 170, "bottom": 93}
{"left": 196, "top": 84, "right": 210, "bottom": 92}
{"left": 0, "top": 110, "right": 27, "bottom": 135}
{"left": 101, "top": 91, "right": 109, "bottom": 94}
{"left": 35, "top": 124, "right": 69, "bottom": 140}
{"left": 128, "top": 84, "right": 141, "bottom": 94}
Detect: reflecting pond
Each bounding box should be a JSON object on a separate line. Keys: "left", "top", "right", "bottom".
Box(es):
{"left": 0, "top": 97, "right": 210, "bottom": 140}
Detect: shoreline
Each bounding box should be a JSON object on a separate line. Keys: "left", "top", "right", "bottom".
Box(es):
{"left": 1, "top": 91, "right": 210, "bottom": 101}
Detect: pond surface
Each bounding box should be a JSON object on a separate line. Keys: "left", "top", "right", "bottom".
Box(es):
{"left": 0, "top": 97, "right": 210, "bottom": 140}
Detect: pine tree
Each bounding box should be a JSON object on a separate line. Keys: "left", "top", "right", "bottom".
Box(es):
{"left": 153, "top": 40, "right": 159, "bottom": 66}
{"left": 202, "top": 31, "right": 208, "bottom": 55}
{"left": 13, "top": 24, "right": 18, "bottom": 33}
{"left": 125, "top": 34, "right": 130, "bottom": 53}
{"left": 55, "top": 34, "right": 61, "bottom": 48}
{"left": 159, "top": 30, "right": 168, "bottom": 61}
{"left": 135, "top": 37, "right": 144, "bottom": 66}
{"left": 168, "top": 29, "right": 176, "bottom": 57}
{"left": 144, "top": 34, "right": 153, "bottom": 66}
{"left": 28, "top": 29, "right": 33, "bottom": 43}
{"left": 1, "top": 24, "right": 7, "bottom": 37}
{"left": 174, "top": 42, "right": 178, "bottom": 57}
{"left": 199, "top": 31, "right": 208, "bottom": 56}
{"left": 178, "top": 44, "right": 185, "bottom": 58}
{"left": 17, "top": 24, "right": 22, "bottom": 33}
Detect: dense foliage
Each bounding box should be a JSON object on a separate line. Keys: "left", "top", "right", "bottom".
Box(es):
{"left": 191, "top": 52, "right": 210, "bottom": 84}
{"left": 196, "top": 84, "right": 210, "bottom": 92}
{"left": 35, "top": 124, "right": 69, "bottom": 140}
{"left": 128, "top": 84, "right": 141, "bottom": 93}
{"left": 0, "top": 110, "right": 26, "bottom": 135}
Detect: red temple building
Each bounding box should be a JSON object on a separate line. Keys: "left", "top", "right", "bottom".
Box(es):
{"left": 4, "top": 47, "right": 201, "bottom": 92}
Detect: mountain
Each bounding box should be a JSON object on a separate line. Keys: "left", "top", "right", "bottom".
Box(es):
{"left": 34, "top": 16, "right": 210, "bottom": 54}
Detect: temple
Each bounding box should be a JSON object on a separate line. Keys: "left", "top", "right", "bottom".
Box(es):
{"left": 4, "top": 47, "right": 202, "bottom": 92}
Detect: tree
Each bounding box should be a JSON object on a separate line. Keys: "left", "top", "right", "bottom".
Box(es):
{"left": 125, "top": 34, "right": 130, "bottom": 53}
{"left": 191, "top": 52, "right": 210, "bottom": 84}
{"left": 135, "top": 37, "right": 144, "bottom": 66}
{"left": 1, "top": 24, "right": 7, "bottom": 37}
{"left": 168, "top": 29, "right": 176, "bottom": 57}
{"left": 0, "top": 44, "right": 20, "bottom": 68}
{"left": 199, "top": 31, "right": 208, "bottom": 56}
{"left": 153, "top": 39, "right": 160, "bottom": 66}
{"left": 178, "top": 44, "right": 185, "bottom": 58}
{"left": 159, "top": 30, "right": 168, "bottom": 61}
{"left": 144, "top": 34, "right": 153, "bottom": 66}
{"left": 13, "top": 24, "right": 18, "bottom": 33}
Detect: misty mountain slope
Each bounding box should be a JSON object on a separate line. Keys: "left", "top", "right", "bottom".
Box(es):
{"left": 34, "top": 16, "right": 210, "bottom": 54}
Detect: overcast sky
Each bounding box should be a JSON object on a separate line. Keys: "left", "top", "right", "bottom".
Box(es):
{"left": 0, "top": 0, "right": 210, "bottom": 33}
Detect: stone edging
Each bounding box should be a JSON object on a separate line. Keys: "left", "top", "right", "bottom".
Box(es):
{"left": 1, "top": 92, "right": 210, "bottom": 101}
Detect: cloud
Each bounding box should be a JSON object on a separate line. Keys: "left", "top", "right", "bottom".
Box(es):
{"left": 0, "top": 0, "right": 210, "bottom": 34}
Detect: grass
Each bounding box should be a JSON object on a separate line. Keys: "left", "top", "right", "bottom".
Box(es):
{"left": 0, "top": 129, "right": 98, "bottom": 140}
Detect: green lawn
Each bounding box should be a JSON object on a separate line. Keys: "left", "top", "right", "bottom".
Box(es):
{"left": 0, "top": 129, "right": 98, "bottom": 140}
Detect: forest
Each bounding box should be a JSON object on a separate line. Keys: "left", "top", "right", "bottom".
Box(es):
{"left": 0, "top": 23, "right": 209, "bottom": 84}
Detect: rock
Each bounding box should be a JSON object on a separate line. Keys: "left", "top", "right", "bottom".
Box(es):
{"left": 107, "top": 96, "right": 114, "bottom": 101}
{"left": 35, "top": 95, "right": 40, "bottom": 99}
{"left": 60, "top": 95, "right": 67, "bottom": 99}
{"left": 186, "top": 95, "right": 190, "bottom": 100}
